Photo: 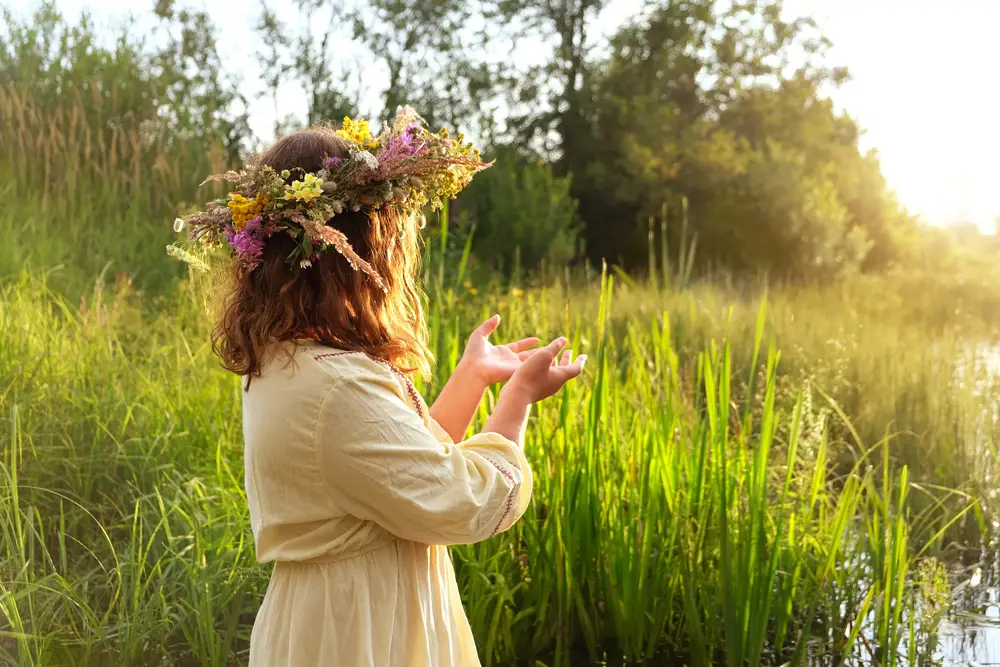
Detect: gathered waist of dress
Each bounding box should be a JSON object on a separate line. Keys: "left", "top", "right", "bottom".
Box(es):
{"left": 274, "top": 533, "right": 399, "bottom": 566}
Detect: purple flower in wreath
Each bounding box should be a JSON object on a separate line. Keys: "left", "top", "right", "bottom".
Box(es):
{"left": 322, "top": 156, "right": 343, "bottom": 169}
{"left": 379, "top": 125, "right": 425, "bottom": 161}
{"left": 227, "top": 216, "right": 266, "bottom": 263}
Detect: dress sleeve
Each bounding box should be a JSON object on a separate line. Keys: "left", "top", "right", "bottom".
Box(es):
{"left": 313, "top": 357, "right": 532, "bottom": 545}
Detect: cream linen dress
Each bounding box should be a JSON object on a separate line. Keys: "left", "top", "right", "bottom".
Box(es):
{"left": 242, "top": 341, "right": 533, "bottom": 667}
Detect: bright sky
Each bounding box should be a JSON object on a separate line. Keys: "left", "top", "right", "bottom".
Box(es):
{"left": 18, "top": 0, "right": 1000, "bottom": 228}
{"left": 783, "top": 0, "right": 1000, "bottom": 229}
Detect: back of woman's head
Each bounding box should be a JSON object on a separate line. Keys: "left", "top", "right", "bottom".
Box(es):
{"left": 212, "top": 127, "right": 430, "bottom": 379}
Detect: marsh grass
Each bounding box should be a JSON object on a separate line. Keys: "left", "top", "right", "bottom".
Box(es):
{"left": 2, "top": 86, "right": 998, "bottom": 666}
{"left": 0, "top": 265, "right": 987, "bottom": 666}
{"left": 0, "top": 87, "right": 227, "bottom": 292}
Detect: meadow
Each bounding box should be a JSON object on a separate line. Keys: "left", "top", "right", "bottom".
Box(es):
{"left": 3, "top": 85, "right": 1000, "bottom": 666}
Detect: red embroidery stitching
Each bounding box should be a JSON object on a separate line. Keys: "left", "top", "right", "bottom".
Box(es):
{"left": 313, "top": 351, "right": 424, "bottom": 420}
{"left": 483, "top": 456, "right": 517, "bottom": 537}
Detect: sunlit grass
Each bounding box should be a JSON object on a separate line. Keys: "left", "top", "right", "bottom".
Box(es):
{"left": 0, "top": 266, "right": 987, "bottom": 666}
{"left": 1, "top": 85, "right": 997, "bottom": 666}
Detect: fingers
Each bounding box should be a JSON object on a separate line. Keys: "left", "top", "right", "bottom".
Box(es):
{"left": 517, "top": 349, "right": 539, "bottom": 361}
{"left": 474, "top": 314, "right": 501, "bottom": 339}
{"left": 551, "top": 347, "right": 573, "bottom": 368}
{"left": 555, "top": 348, "right": 582, "bottom": 368}
{"left": 540, "top": 337, "right": 567, "bottom": 366}
{"left": 526, "top": 336, "right": 572, "bottom": 373}
{"left": 555, "top": 354, "right": 587, "bottom": 380}
{"left": 542, "top": 336, "right": 568, "bottom": 357}
{"left": 505, "top": 337, "right": 540, "bottom": 353}
{"left": 512, "top": 336, "right": 585, "bottom": 400}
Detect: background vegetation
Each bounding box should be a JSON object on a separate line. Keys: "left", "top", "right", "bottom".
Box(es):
{"left": 2, "top": 1, "right": 1000, "bottom": 665}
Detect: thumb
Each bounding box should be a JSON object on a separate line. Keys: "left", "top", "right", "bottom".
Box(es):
{"left": 475, "top": 314, "right": 501, "bottom": 338}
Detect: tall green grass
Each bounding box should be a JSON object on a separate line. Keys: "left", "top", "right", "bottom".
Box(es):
{"left": 0, "top": 267, "right": 982, "bottom": 666}
{"left": 2, "top": 84, "right": 998, "bottom": 666}
{"left": 0, "top": 86, "right": 227, "bottom": 292}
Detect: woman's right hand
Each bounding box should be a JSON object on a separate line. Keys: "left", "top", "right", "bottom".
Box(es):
{"left": 504, "top": 337, "right": 586, "bottom": 404}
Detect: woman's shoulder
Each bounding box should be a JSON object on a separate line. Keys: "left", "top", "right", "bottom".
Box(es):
{"left": 248, "top": 343, "right": 397, "bottom": 404}
{"left": 304, "top": 344, "right": 425, "bottom": 418}
{"left": 250, "top": 341, "right": 385, "bottom": 386}
{"left": 253, "top": 340, "right": 417, "bottom": 408}
{"left": 299, "top": 343, "right": 406, "bottom": 386}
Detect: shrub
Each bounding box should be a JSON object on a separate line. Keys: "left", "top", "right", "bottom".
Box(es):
{"left": 461, "top": 149, "right": 580, "bottom": 275}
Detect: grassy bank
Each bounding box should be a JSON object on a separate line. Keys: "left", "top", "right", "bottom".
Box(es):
{"left": 1, "top": 266, "right": 992, "bottom": 666}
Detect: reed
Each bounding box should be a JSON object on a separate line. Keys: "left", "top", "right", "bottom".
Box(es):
{"left": 0, "top": 268, "right": 980, "bottom": 666}
{"left": 0, "top": 86, "right": 227, "bottom": 292}
{"left": 1, "top": 84, "right": 994, "bottom": 667}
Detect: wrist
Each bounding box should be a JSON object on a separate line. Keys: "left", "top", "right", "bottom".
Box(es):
{"left": 453, "top": 359, "right": 490, "bottom": 391}
{"left": 498, "top": 380, "right": 534, "bottom": 409}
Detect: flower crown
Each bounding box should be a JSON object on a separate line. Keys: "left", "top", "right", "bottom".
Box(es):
{"left": 167, "top": 106, "right": 490, "bottom": 289}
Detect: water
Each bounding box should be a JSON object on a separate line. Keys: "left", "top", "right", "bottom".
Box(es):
{"left": 937, "top": 342, "right": 1000, "bottom": 665}
{"left": 902, "top": 344, "right": 1000, "bottom": 666}
{"left": 939, "top": 565, "right": 1000, "bottom": 666}
{"left": 938, "top": 612, "right": 1000, "bottom": 666}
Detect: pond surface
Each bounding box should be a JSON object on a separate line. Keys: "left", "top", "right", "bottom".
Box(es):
{"left": 877, "top": 343, "right": 1000, "bottom": 666}
{"left": 939, "top": 577, "right": 1000, "bottom": 666}
{"left": 941, "top": 347, "right": 1000, "bottom": 665}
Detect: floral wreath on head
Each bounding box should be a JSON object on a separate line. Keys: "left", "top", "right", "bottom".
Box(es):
{"left": 167, "top": 106, "right": 490, "bottom": 290}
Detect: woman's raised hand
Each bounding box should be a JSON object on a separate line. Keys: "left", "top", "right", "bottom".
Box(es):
{"left": 458, "top": 315, "right": 541, "bottom": 385}
{"left": 483, "top": 336, "right": 585, "bottom": 444}
{"left": 505, "top": 337, "right": 586, "bottom": 404}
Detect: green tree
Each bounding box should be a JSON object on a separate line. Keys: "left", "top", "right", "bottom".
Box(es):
{"left": 353, "top": 0, "right": 470, "bottom": 123}
{"left": 461, "top": 148, "right": 580, "bottom": 274}
{"left": 569, "top": 0, "right": 904, "bottom": 278}
{"left": 698, "top": 140, "right": 872, "bottom": 279}
{"left": 256, "top": 0, "right": 491, "bottom": 132}
{"left": 151, "top": 0, "right": 252, "bottom": 161}
{"left": 710, "top": 74, "right": 912, "bottom": 275}
{"left": 496, "top": 0, "right": 607, "bottom": 161}
{"left": 833, "top": 149, "right": 918, "bottom": 271}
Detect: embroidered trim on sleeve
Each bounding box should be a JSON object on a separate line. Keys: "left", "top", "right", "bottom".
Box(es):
{"left": 482, "top": 455, "right": 517, "bottom": 537}
{"left": 313, "top": 351, "right": 425, "bottom": 420}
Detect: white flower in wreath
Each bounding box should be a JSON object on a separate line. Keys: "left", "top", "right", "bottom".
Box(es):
{"left": 357, "top": 150, "right": 379, "bottom": 170}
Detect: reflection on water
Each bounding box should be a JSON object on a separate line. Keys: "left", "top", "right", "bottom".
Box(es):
{"left": 923, "top": 344, "right": 999, "bottom": 666}
{"left": 938, "top": 616, "right": 1000, "bottom": 666}
{"left": 939, "top": 575, "right": 1000, "bottom": 666}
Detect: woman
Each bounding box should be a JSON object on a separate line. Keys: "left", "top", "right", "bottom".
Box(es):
{"left": 171, "top": 110, "right": 585, "bottom": 666}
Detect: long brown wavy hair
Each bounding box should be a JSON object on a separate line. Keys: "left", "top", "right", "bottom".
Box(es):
{"left": 212, "top": 127, "right": 431, "bottom": 383}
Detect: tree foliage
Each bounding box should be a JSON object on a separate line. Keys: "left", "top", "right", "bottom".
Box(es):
{"left": 1, "top": 0, "right": 249, "bottom": 160}
{"left": 1, "top": 0, "right": 977, "bottom": 284}
{"left": 251, "top": 0, "right": 928, "bottom": 279}
{"left": 461, "top": 148, "right": 580, "bottom": 275}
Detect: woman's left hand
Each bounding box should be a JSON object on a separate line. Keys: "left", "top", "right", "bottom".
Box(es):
{"left": 458, "top": 315, "right": 540, "bottom": 386}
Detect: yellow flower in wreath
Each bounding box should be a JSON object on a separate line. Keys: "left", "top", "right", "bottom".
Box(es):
{"left": 284, "top": 173, "right": 324, "bottom": 202}
{"left": 337, "top": 117, "right": 378, "bottom": 149}
{"left": 228, "top": 192, "right": 270, "bottom": 229}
